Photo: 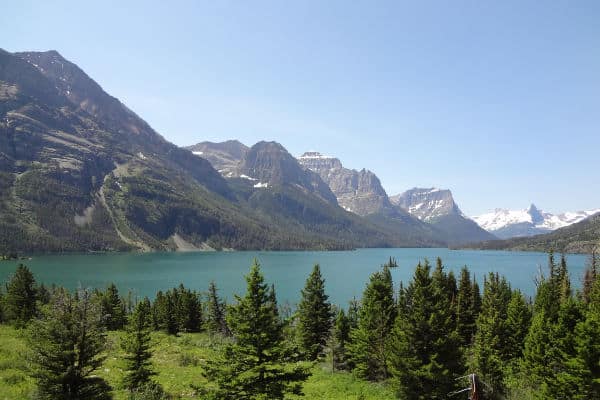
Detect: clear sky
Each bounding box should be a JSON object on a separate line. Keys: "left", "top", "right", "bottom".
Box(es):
{"left": 3, "top": 0, "right": 599, "bottom": 216}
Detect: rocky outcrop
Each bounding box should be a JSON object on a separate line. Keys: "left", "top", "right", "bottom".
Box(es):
{"left": 297, "top": 151, "right": 393, "bottom": 216}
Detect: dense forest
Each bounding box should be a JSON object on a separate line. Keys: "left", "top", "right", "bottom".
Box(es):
{"left": 0, "top": 251, "right": 598, "bottom": 399}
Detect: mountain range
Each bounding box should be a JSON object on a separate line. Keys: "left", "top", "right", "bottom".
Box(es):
{"left": 190, "top": 146, "right": 495, "bottom": 246}
{"left": 469, "top": 213, "right": 600, "bottom": 254}
{"left": 473, "top": 204, "right": 600, "bottom": 239}
{"left": 1, "top": 48, "right": 597, "bottom": 253}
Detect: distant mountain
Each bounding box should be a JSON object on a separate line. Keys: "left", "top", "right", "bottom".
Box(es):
{"left": 186, "top": 140, "right": 248, "bottom": 177}
{"left": 471, "top": 213, "right": 600, "bottom": 254}
{"left": 391, "top": 188, "right": 496, "bottom": 245}
{"left": 297, "top": 151, "right": 393, "bottom": 216}
{"left": 473, "top": 204, "right": 600, "bottom": 239}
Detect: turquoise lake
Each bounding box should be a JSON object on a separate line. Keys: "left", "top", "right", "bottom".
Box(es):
{"left": 0, "top": 249, "right": 590, "bottom": 307}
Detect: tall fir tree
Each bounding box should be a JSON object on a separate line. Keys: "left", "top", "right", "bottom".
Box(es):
{"left": 391, "top": 259, "right": 463, "bottom": 399}
{"left": 332, "top": 309, "right": 351, "bottom": 371}
{"left": 152, "top": 290, "right": 177, "bottom": 334}
{"left": 582, "top": 250, "right": 598, "bottom": 304}
{"left": 206, "top": 281, "right": 228, "bottom": 336}
{"left": 522, "top": 254, "right": 586, "bottom": 398}
{"left": 456, "top": 266, "right": 478, "bottom": 347}
{"left": 348, "top": 263, "right": 397, "bottom": 381}
{"left": 122, "top": 297, "right": 156, "bottom": 391}
{"left": 4, "top": 264, "right": 37, "bottom": 327}
{"left": 202, "top": 260, "right": 310, "bottom": 399}
{"left": 297, "top": 264, "right": 333, "bottom": 360}
{"left": 100, "top": 283, "right": 126, "bottom": 330}
{"left": 470, "top": 272, "right": 512, "bottom": 398}
{"left": 28, "top": 288, "right": 111, "bottom": 400}
{"left": 504, "top": 289, "right": 531, "bottom": 361}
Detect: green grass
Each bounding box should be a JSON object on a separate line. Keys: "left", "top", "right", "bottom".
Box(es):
{"left": 0, "top": 325, "right": 395, "bottom": 399}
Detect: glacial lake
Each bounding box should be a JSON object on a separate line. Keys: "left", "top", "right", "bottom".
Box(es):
{"left": 0, "top": 249, "right": 590, "bottom": 307}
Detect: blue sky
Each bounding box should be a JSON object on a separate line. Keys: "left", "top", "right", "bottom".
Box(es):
{"left": 3, "top": 1, "right": 599, "bottom": 215}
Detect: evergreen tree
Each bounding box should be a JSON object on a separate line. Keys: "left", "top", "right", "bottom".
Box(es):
{"left": 573, "top": 279, "right": 600, "bottom": 398}
{"left": 202, "top": 260, "right": 310, "bottom": 399}
{"left": 347, "top": 297, "right": 360, "bottom": 331}
{"left": 522, "top": 254, "right": 586, "bottom": 398}
{"left": 152, "top": 290, "right": 177, "bottom": 335}
{"left": 100, "top": 283, "right": 126, "bottom": 330}
{"left": 392, "top": 261, "right": 464, "bottom": 400}
{"left": 172, "top": 285, "right": 202, "bottom": 332}
{"left": 391, "top": 259, "right": 463, "bottom": 399}
{"left": 332, "top": 309, "right": 351, "bottom": 371}
{"left": 456, "top": 266, "right": 477, "bottom": 347}
{"left": 28, "top": 288, "right": 111, "bottom": 400}
{"left": 122, "top": 298, "right": 157, "bottom": 391}
{"left": 470, "top": 273, "right": 512, "bottom": 398}
{"left": 348, "top": 264, "right": 397, "bottom": 381}
{"left": 4, "top": 264, "right": 38, "bottom": 327}
{"left": 504, "top": 289, "right": 531, "bottom": 361}
{"left": 582, "top": 251, "right": 597, "bottom": 304}
{"left": 297, "top": 264, "right": 333, "bottom": 360}
{"left": 206, "top": 281, "right": 228, "bottom": 336}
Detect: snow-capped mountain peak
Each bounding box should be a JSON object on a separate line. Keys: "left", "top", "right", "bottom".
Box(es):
{"left": 473, "top": 205, "right": 600, "bottom": 239}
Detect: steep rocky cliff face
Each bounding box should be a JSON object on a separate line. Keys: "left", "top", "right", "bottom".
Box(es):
{"left": 391, "top": 188, "right": 461, "bottom": 222}
{"left": 297, "top": 151, "right": 393, "bottom": 216}
{"left": 239, "top": 144, "right": 338, "bottom": 205}
{"left": 391, "top": 188, "right": 496, "bottom": 245}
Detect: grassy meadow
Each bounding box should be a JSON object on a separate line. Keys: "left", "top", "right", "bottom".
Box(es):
{"left": 0, "top": 325, "right": 394, "bottom": 400}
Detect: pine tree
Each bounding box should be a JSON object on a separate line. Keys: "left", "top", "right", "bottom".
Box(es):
{"left": 522, "top": 254, "right": 586, "bottom": 398}
{"left": 470, "top": 273, "right": 512, "bottom": 398}
{"left": 28, "top": 288, "right": 111, "bottom": 399}
{"left": 573, "top": 279, "right": 600, "bottom": 398}
{"left": 391, "top": 259, "right": 463, "bottom": 399}
{"left": 122, "top": 298, "right": 156, "bottom": 391}
{"left": 348, "top": 264, "right": 397, "bottom": 381}
{"left": 332, "top": 309, "right": 351, "bottom": 371}
{"left": 152, "top": 290, "right": 177, "bottom": 334}
{"left": 456, "top": 266, "right": 477, "bottom": 347}
{"left": 4, "top": 264, "right": 38, "bottom": 327}
{"left": 206, "top": 281, "right": 228, "bottom": 336}
{"left": 100, "top": 283, "right": 126, "bottom": 330}
{"left": 504, "top": 289, "right": 531, "bottom": 361}
{"left": 202, "top": 260, "right": 310, "bottom": 399}
{"left": 582, "top": 251, "right": 597, "bottom": 304}
{"left": 173, "top": 285, "right": 202, "bottom": 333}
{"left": 297, "top": 264, "right": 333, "bottom": 360}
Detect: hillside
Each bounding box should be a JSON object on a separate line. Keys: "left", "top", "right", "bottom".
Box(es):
{"left": 0, "top": 49, "right": 446, "bottom": 252}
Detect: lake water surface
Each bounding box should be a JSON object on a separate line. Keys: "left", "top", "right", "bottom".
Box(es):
{"left": 0, "top": 249, "right": 590, "bottom": 307}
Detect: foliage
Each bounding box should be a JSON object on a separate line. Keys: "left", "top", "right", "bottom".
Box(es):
{"left": 297, "top": 264, "right": 333, "bottom": 360}
{"left": 28, "top": 287, "right": 111, "bottom": 400}
{"left": 121, "top": 298, "right": 156, "bottom": 391}
{"left": 99, "top": 283, "right": 127, "bottom": 330}
{"left": 4, "top": 264, "right": 37, "bottom": 327}
{"left": 348, "top": 263, "right": 396, "bottom": 381}
{"left": 202, "top": 260, "right": 311, "bottom": 399}
{"left": 391, "top": 259, "right": 463, "bottom": 399}
{"left": 206, "top": 281, "right": 228, "bottom": 336}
